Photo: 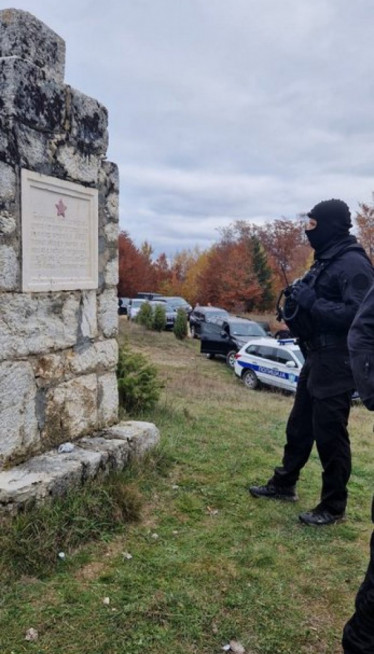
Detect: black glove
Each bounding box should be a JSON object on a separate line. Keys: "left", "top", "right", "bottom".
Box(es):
{"left": 290, "top": 282, "right": 316, "bottom": 310}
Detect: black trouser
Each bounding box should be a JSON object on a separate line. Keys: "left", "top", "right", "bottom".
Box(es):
{"left": 271, "top": 362, "right": 352, "bottom": 515}
{"left": 343, "top": 527, "right": 374, "bottom": 653}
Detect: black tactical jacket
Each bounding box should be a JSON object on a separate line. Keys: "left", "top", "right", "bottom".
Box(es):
{"left": 348, "top": 279, "right": 374, "bottom": 410}
{"left": 302, "top": 236, "right": 374, "bottom": 398}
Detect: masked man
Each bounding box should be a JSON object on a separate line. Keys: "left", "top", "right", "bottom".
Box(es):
{"left": 342, "top": 281, "right": 374, "bottom": 652}
{"left": 249, "top": 199, "right": 374, "bottom": 526}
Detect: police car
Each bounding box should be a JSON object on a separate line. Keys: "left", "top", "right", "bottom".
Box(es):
{"left": 234, "top": 337, "right": 304, "bottom": 392}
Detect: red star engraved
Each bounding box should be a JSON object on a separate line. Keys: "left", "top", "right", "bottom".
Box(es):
{"left": 55, "top": 199, "right": 67, "bottom": 217}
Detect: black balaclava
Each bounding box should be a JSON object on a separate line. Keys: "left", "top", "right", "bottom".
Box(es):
{"left": 306, "top": 198, "right": 352, "bottom": 252}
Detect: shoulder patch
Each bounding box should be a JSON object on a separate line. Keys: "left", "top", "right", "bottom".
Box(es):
{"left": 352, "top": 273, "right": 372, "bottom": 291}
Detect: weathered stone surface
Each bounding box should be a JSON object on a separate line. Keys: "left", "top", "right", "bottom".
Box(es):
{"left": 33, "top": 352, "right": 67, "bottom": 386}
{"left": 97, "top": 372, "right": 119, "bottom": 427}
{"left": 0, "top": 420, "right": 159, "bottom": 512}
{"left": 42, "top": 374, "right": 98, "bottom": 446}
{"left": 0, "top": 292, "right": 80, "bottom": 361}
{"left": 70, "top": 340, "right": 118, "bottom": 375}
{"left": 0, "top": 211, "right": 16, "bottom": 235}
{"left": 103, "top": 255, "right": 119, "bottom": 287}
{"left": 79, "top": 290, "right": 98, "bottom": 341}
{"left": 69, "top": 87, "right": 109, "bottom": 156}
{"left": 54, "top": 144, "right": 101, "bottom": 184}
{"left": 104, "top": 222, "right": 119, "bottom": 244}
{"left": 98, "top": 288, "right": 118, "bottom": 337}
{"left": 0, "top": 244, "right": 18, "bottom": 290}
{"left": 0, "top": 160, "right": 15, "bottom": 202}
{"left": 103, "top": 421, "right": 161, "bottom": 456}
{"left": 0, "top": 8, "right": 66, "bottom": 82}
{"left": 13, "top": 122, "right": 51, "bottom": 170}
{"left": 0, "top": 361, "right": 39, "bottom": 462}
{"left": 0, "top": 57, "right": 66, "bottom": 130}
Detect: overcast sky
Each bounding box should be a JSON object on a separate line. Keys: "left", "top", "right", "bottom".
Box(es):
{"left": 5, "top": 0, "right": 374, "bottom": 256}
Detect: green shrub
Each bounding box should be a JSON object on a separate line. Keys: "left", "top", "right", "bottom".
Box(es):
{"left": 153, "top": 304, "right": 166, "bottom": 331}
{"left": 117, "top": 343, "right": 161, "bottom": 414}
{"left": 136, "top": 301, "right": 153, "bottom": 329}
{"left": 173, "top": 308, "right": 188, "bottom": 340}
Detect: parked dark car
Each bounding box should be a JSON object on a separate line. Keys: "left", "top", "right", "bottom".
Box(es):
{"left": 157, "top": 296, "right": 192, "bottom": 316}
{"left": 136, "top": 292, "right": 163, "bottom": 300}
{"left": 200, "top": 316, "right": 268, "bottom": 368}
{"left": 189, "top": 306, "right": 229, "bottom": 338}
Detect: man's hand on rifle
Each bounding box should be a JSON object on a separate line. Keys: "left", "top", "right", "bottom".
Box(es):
{"left": 290, "top": 282, "right": 316, "bottom": 310}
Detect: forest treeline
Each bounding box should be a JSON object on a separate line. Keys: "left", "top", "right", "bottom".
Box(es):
{"left": 118, "top": 202, "right": 374, "bottom": 312}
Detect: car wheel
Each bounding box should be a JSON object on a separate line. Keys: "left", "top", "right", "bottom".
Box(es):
{"left": 226, "top": 350, "right": 237, "bottom": 369}
{"left": 190, "top": 324, "right": 196, "bottom": 338}
{"left": 242, "top": 369, "right": 259, "bottom": 390}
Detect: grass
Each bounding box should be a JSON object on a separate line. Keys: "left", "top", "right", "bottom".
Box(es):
{"left": 0, "top": 318, "right": 373, "bottom": 653}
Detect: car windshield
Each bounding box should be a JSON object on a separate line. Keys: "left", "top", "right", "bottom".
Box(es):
{"left": 132, "top": 299, "right": 144, "bottom": 307}
{"left": 152, "top": 302, "right": 174, "bottom": 311}
{"left": 168, "top": 298, "right": 187, "bottom": 306}
{"left": 230, "top": 322, "right": 265, "bottom": 336}
{"left": 293, "top": 349, "right": 305, "bottom": 364}
{"left": 206, "top": 309, "right": 228, "bottom": 320}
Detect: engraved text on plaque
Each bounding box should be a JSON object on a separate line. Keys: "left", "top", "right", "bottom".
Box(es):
{"left": 21, "top": 169, "right": 98, "bottom": 292}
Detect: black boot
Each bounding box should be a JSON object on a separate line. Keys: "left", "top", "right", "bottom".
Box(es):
{"left": 249, "top": 482, "right": 298, "bottom": 502}
{"left": 299, "top": 509, "right": 345, "bottom": 526}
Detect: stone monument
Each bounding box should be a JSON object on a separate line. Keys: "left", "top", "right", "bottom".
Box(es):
{"left": 0, "top": 9, "right": 159, "bottom": 511}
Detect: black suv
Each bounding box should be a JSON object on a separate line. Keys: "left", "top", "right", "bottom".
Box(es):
{"left": 189, "top": 306, "right": 229, "bottom": 338}
{"left": 200, "top": 316, "right": 267, "bottom": 368}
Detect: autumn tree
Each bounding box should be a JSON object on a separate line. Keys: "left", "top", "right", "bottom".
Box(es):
{"left": 118, "top": 232, "right": 161, "bottom": 297}
{"left": 253, "top": 219, "right": 310, "bottom": 295}
{"left": 196, "top": 239, "right": 262, "bottom": 311}
{"left": 355, "top": 200, "right": 374, "bottom": 261}
{"left": 250, "top": 235, "right": 274, "bottom": 310}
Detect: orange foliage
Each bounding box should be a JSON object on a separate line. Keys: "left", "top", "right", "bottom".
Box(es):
{"left": 196, "top": 240, "right": 262, "bottom": 311}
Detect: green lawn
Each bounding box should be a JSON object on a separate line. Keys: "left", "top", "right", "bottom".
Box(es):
{"left": 0, "top": 319, "right": 373, "bottom": 653}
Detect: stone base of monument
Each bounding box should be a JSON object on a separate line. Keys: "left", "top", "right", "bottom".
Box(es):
{"left": 0, "top": 421, "right": 160, "bottom": 514}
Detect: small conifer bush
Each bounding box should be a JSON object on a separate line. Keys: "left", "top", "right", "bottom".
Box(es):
{"left": 136, "top": 301, "right": 153, "bottom": 329}
{"left": 117, "top": 343, "right": 161, "bottom": 414}
{"left": 173, "top": 308, "right": 188, "bottom": 340}
{"left": 153, "top": 304, "right": 166, "bottom": 331}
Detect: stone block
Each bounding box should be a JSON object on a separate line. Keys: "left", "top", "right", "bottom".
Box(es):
{"left": 97, "top": 288, "right": 118, "bottom": 337}
{"left": 97, "top": 372, "right": 119, "bottom": 427}
{"left": 13, "top": 122, "right": 51, "bottom": 170}
{"left": 0, "top": 160, "right": 16, "bottom": 203}
{"left": 42, "top": 374, "right": 98, "bottom": 446}
{"left": 78, "top": 436, "right": 129, "bottom": 470}
{"left": 0, "top": 244, "right": 18, "bottom": 290}
{"left": 103, "top": 421, "right": 160, "bottom": 456}
{"left": 103, "top": 222, "right": 119, "bottom": 245}
{"left": 0, "top": 361, "right": 39, "bottom": 463}
{"left": 0, "top": 292, "right": 80, "bottom": 362}
{"left": 70, "top": 339, "right": 118, "bottom": 375}
{"left": 79, "top": 290, "right": 98, "bottom": 341}
{"left": 33, "top": 352, "right": 67, "bottom": 386}
{"left": 0, "top": 211, "right": 16, "bottom": 235}
{"left": 0, "top": 9, "right": 66, "bottom": 82}
{"left": 0, "top": 57, "right": 66, "bottom": 131}
{"left": 69, "top": 87, "right": 108, "bottom": 156}
{"left": 54, "top": 143, "right": 101, "bottom": 184}
{"left": 103, "top": 255, "right": 119, "bottom": 287}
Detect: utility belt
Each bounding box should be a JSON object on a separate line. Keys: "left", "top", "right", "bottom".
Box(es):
{"left": 303, "top": 333, "right": 347, "bottom": 351}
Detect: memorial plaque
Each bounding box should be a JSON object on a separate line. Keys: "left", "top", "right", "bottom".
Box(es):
{"left": 21, "top": 169, "right": 98, "bottom": 292}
